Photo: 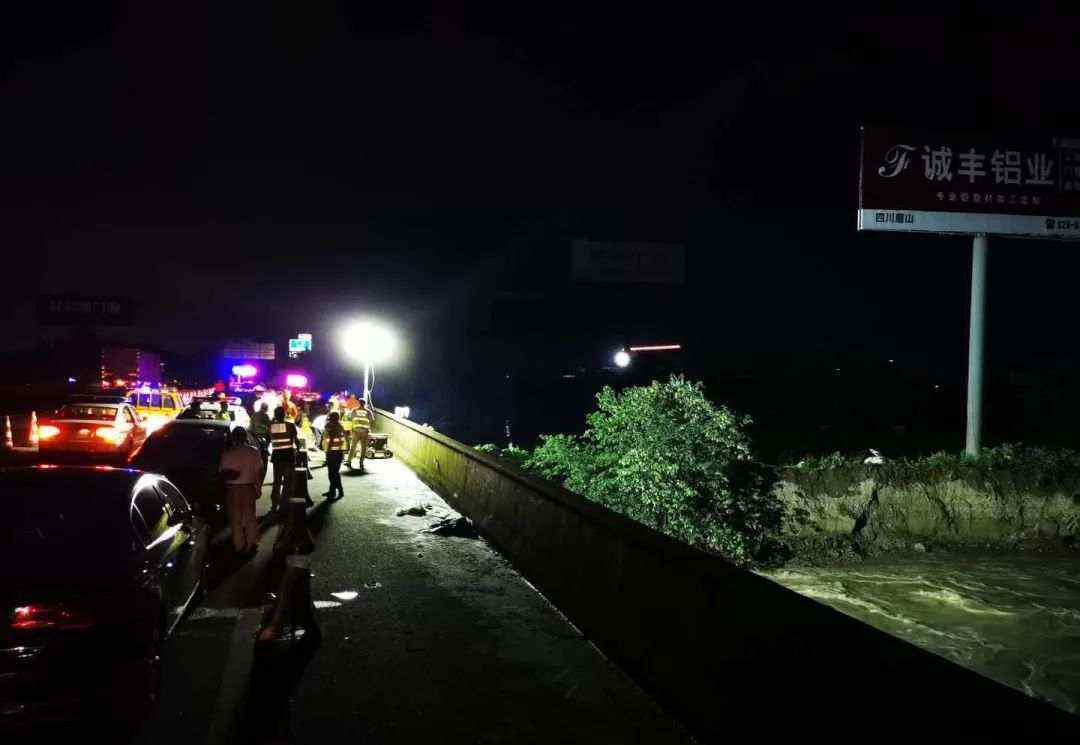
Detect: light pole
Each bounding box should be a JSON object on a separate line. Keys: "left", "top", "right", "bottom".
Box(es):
{"left": 340, "top": 321, "right": 397, "bottom": 407}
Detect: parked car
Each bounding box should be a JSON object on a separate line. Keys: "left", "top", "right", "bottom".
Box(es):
{"left": 128, "top": 419, "right": 261, "bottom": 527}
{"left": 0, "top": 466, "right": 208, "bottom": 724}
{"left": 125, "top": 388, "right": 186, "bottom": 434}
{"left": 37, "top": 402, "right": 148, "bottom": 460}
{"left": 176, "top": 398, "right": 250, "bottom": 430}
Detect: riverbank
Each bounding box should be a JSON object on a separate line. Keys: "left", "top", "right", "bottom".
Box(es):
{"left": 775, "top": 456, "right": 1080, "bottom": 564}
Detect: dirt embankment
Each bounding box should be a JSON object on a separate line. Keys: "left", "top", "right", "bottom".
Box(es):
{"left": 775, "top": 464, "right": 1080, "bottom": 563}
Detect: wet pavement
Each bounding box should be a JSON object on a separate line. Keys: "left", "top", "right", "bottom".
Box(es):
{"left": 136, "top": 454, "right": 693, "bottom": 744}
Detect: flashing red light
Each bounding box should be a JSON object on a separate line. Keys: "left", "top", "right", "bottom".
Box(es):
{"left": 37, "top": 425, "right": 61, "bottom": 440}
{"left": 10, "top": 604, "right": 94, "bottom": 630}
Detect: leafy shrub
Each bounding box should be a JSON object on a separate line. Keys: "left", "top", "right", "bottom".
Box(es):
{"left": 526, "top": 376, "right": 781, "bottom": 565}
{"left": 793, "top": 451, "right": 850, "bottom": 471}
{"left": 473, "top": 442, "right": 532, "bottom": 464}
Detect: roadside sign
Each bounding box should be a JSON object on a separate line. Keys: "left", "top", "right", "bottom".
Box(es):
{"left": 38, "top": 295, "right": 132, "bottom": 325}
{"left": 858, "top": 125, "right": 1080, "bottom": 239}
{"left": 570, "top": 241, "right": 685, "bottom": 285}
{"left": 223, "top": 341, "right": 276, "bottom": 360}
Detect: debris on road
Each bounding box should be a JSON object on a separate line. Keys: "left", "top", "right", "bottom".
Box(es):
{"left": 397, "top": 504, "right": 429, "bottom": 517}
{"left": 425, "top": 516, "right": 480, "bottom": 539}
{"left": 363, "top": 580, "right": 382, "bottom": 590}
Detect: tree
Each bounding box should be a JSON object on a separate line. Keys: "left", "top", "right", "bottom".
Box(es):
{"left": 527, "top": 376, "right": 780, "bottom": 565}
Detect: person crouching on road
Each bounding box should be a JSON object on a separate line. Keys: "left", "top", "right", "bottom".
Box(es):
{"left": 218, "top": 427, "right": 263, "bottom": 555}
{"left": 269, "top": 405, "right": 299, "bottom": 512}
{"left": 322, "top": 411, "right": 348, "bottom": 500}
{"left": 346, "top": 397, "right": 373, "bottom": 472}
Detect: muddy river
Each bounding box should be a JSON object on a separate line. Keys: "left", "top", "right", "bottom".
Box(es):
{"left": 763, "top": 555, "right": 1080, "bottom": 714}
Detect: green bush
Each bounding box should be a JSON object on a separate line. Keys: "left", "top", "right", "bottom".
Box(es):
{"left": 793, "top": 451, "right": 851, "bottom": 471}
{"left": 526, "top": 376, "right": 781, "bottom": 565}
{"left": 473, "top": 442, "right": 532, "bottom": 464}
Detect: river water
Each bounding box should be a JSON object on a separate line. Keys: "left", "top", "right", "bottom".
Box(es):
{"left": 762, "top": 555, "right": 1080, "bottom": 715}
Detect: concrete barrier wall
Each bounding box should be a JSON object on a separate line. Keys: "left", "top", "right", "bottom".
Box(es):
{"left": 374, "top": 411, "right": 1077, "bottom": 740}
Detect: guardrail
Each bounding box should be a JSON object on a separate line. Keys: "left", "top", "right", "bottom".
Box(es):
{"left": 372, "top": 409, "right": 1078, "bottom": 741}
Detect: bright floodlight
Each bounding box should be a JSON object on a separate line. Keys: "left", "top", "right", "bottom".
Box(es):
{"left": 232, "top": 364, "right": 257, "bottom": 378}
{"left": 341, "top": 321, "right": 396, "bottom": 365}
{"left": 614, "top": 350, "right": 631, "bottom": 368}
{"left": 286, "top": 373, "right": 308, "bottom": 388}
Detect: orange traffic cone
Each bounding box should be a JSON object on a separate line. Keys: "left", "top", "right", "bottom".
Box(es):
{"left": 294, "top": 457, "right": 314, "bottom": 505}
{"left": 256, "top": 554, "right": 320, "bottom": 644}
{"left": 4, "top": 416, "right": 12, "bottom": 449}
{"left": 29, "top": 411, "right": 38, "bottom": 447}
{"left": 274, "top": 498, "right": 315, "bottom": 555}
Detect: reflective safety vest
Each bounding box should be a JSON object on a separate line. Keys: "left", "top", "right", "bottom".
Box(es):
{"left": 350, "top": 410, "right": 372, "bottom": 432}
{"left": 270, "top": 421, "right": 295, "bottom": 451}
{"left": 325, "top": 431, "right": 349, "bottom": 452}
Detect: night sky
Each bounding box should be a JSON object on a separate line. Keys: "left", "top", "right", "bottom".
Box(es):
{"left": 4, "top": 5, "right": 1080, "bottom": 422}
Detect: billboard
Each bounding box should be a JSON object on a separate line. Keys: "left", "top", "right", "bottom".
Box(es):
{"left": 571, "top": 240, "right": 685, "bottom": 285}
{"left": 858, "top": 126, "right": 1080, "bottom": 239}
{"left": 38, "top": 295, "right": 133, "bottom": 325}
{"left": 222, "top": 341, "right": 276, "bottom": 360}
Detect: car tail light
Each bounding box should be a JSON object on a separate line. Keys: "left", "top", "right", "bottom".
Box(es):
{"left": 37, "top": 425, "right": 61, "bottom": 440}
{"left": 95, "top": 426, "right": 125, "bottom": 445}
{"left": 10, "top": 604, "right": 94, "bottom": 630}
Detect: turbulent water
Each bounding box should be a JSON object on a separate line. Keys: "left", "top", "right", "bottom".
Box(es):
{"left": 762, "top": 556, "right": 1080, "bottom": 714}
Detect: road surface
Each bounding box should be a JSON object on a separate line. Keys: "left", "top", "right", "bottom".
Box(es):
{"left": 133, "top": 454, "right": 694, "bottom": 744}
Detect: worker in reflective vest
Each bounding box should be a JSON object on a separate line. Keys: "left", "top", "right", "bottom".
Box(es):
{"left": 269, "top": 405, "right": 299, "bottom": 512}
{"left": 321, "top": 411, "right": 348, "bottom": 501}
{"left": 346, "top": 399, "right": 373, "bottom": 473}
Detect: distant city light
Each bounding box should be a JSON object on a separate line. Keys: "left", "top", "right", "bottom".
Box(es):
{"left": 67, "top": 377, "right": 77, "bottom": 383}
{"left": 628, "top": 344, "right": 682, "bottom": 352}
{"left": 232, "top": 364, "right": 258, "bottom": 378}
{"left": 614, "top": 350, "right": 631, "bottom": 368}
{"left": 286, "top": 373, "right": 309, "bottom": 388}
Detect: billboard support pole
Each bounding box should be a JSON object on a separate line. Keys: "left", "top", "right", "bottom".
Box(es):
{"left": 965, "top": 234, "right": 989, "bottom": 457}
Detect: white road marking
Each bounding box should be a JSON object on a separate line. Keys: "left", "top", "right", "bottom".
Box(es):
{"left": 204, "top": 608, "right": 261, "bottom": 745}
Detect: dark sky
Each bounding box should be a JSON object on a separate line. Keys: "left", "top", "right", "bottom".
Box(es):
{"left": 4, "top": 4, "right": 1080, "bottom": 383}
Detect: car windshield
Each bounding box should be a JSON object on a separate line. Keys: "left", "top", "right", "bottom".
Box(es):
{"left": 56, "top": 405, "right": 117, "bottom": 421}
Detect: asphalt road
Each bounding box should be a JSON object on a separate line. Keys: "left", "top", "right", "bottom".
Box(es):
{"left": 130, "top": 454, "right": 694, "bottom": 744}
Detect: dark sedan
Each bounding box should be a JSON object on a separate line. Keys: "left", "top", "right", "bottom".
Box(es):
{"left": 128, "top": 419, "right": 261, "bottom": 527}
{"left": 0, "top": 466, "right": 208, "bottom": 725}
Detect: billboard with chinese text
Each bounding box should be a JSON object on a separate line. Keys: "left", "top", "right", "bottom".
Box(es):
{"left": 570, "top": 240, "right": 685, "bottom": 285}
{"left": 37, "top": 295, "right": 133, "bottom": 325}
{"left": 858, "top": 126, "right": 1080, "bottom": 239}
{"left": 222, "top": 341, "right": 276, "bottom": 360}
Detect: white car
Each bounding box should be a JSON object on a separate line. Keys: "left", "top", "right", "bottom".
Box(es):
{"left": 177, "top": 400, "right": 251, "bottom": 430}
